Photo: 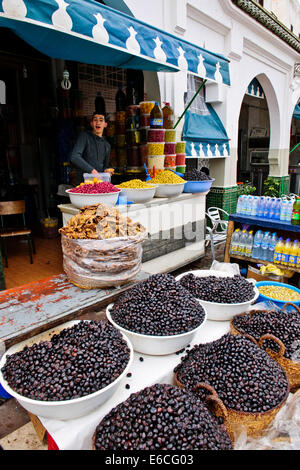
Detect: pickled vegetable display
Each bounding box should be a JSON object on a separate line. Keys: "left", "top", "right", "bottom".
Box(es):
{"left": 150, "top": 170, "right": 185, "bottom": 184}
{"left": 147, "top": 155, "right": 165, "bottom": 170}
{"left": 147, "top": 142, "right": 165, "bottom": 156}
{"left": 117, "top": 179, "right": 155, "bottom": 189}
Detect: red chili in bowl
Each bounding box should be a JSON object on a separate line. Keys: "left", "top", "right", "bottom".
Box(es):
{"left": 69, "top": 182, "right": 120, "bottom": 194}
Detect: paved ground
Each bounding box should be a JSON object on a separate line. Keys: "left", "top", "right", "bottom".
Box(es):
{"left": 0, "top": 242, "right": 225, "bottom": 451}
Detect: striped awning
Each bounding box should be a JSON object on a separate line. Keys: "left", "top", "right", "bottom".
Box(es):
{"left": 0, "top": 0, "right": 231, "bottom": 84}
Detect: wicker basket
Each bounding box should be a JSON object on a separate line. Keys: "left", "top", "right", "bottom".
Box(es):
{"left": 230, "top": 303, "right": 300, "bottom": 393}
{"left": 91, "top": 382, "right": 232, "bottom": 449}
{"left": 174, "top": 371, "right": 289, "bottom": 443}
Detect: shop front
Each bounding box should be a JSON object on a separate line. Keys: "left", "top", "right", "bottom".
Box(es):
{"left": 1, "top": 1, "right": 300, "bottom": 453}
{"left": 0, "top": 0, "right": 231, "bottom": 288}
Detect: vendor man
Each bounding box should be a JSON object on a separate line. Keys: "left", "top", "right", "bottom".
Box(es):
{"left": 70, "top": 112, "right": 114, "bottom": 185}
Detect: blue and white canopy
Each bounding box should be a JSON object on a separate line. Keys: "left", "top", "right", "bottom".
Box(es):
{"left": 183, "top": 108, "right": 230, "bottom": 158}
{"left": 246, "top": 78, "right": 264, "bottom": 99}
{"left": 0, "top": 0, "right": 230, "bottom": 84}
{"left": 182, "top": 75, "right": 230, "bottom": 158}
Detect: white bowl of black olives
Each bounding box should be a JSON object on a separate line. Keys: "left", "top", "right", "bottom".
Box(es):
{"left": 106, "top": 303, "right": 207, "bottom": 356}
{"left": 0, "top": 320, "right": 134, "bottom": 420}
{"left": 175, "top": 270, "right": 259, "bottom": 321}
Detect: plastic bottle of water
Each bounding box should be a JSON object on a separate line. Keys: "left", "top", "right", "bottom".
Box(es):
{"left": 274, "top": 198, "right": 281, "bottom": 220}
{"left": 245, "top": 231, "right": 254, "bottom": 258}
{"left": 267, "top": 232, "right": 278, "bottom": 263}
{"left": 269, "top": 198, "right": 277, "bottom": 219}
{"left": 230, "top": 229, "right": 241, "bottom": 255}
{"left": 250, "top": 196, "right": 259, "bottom": 217}
{"left": 239, "top": 230, "right": 248, "bottom": 257}
{"left": 252, "top": 230, "right": 263, "bottom": 259}
{"left": 260, "top": 231, "right": 271, "bottom": 261}
{"left": 286, "top": 200, "right": 294, "bottom": 223}
{"left": 245, "top": 196, "right": 253, "bottom": 216}
{"left": 242, "top": 195, "right": 249, "bottom": 215}
{"left": 236, "top": 196, "right": 244, "bottom": 214}
{"left": 257, "top": 197, "right": 265, "bottom": 218}
{"left": 280, "top": 199, "right": 288, "bottom": 221}
{"left": 263, "top": 197, "right": 271, "bottom": 218}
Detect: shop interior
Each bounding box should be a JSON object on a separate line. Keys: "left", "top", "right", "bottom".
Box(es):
{"left": 289, "top": 108, "right": 300, "bottom": 195}
{"left": 237, "top": 86, "right": 270, "bottom": 194}
{"left": 0, "top": 27, "right": 151, "bottom": 221}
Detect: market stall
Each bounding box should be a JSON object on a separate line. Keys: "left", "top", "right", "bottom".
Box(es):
{"left": 59, "top": 189, "right": 208, "bottom": 274}
{"left": 0, "top": 0, "right": 232, "bottom": 284}
{"left": 1, "top": 269, "right": 300, "bottom": 451}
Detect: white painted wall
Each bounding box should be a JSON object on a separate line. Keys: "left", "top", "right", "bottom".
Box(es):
{"left": 125, "top": 0, "right": 300, "bottom": 185}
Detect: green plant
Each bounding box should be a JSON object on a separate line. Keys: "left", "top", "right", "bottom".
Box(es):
{"left": 237, "top": 181, "right": 256, "bottom": 196}
{"left": 263, "top": 177, "right": 280, "bottom": 197}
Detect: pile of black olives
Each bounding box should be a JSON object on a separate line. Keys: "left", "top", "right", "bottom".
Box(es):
{"left": 93, "top": 383, "right": 232, "bottom": 450}
{"left": 110, "top": 274, "right": 206, "bottom": 336}
{"left": 1, "top": 321, "right": 131, "bottom": 401}
{"left": 183, "top": 169, "right": 212, "bottom": 181}
{"left": 232, "top": 308, "right": 300, "bottom": 360}
{"left": 174, "top": 334, "right": 289, "bottom": 414}
{"left": 178, "top": 273, "right": 255, "bottom": 304}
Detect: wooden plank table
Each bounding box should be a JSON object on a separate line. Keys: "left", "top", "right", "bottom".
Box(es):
{"left": 0, "top": 272, "right": 149, "bottom": 350}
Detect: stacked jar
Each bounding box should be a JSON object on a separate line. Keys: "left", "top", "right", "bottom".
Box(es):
{"left": 145, "top": 102, "right": 164, "bottom": 178}
{"left": 138, "top": 101, "right": 153, "bottom": 168}
{"left": 175, "top": 141, "right": 186, "bottom": 174}
{"left": 116, "top": 111, "right": 127, "bottom": 169}
{"left": 106, "top": 114, "right": 118, "bottom": 168}
{"left": 164, "top": 129, "right": 177, "bottom": 170}
{"left": 139, "top": 101, "right": 155, "bottom": 169}
{"left": 147, "top": 129, "right": 166, "bottom": 176}
{"left": 125, "top": 105, "right": 140, "bottom": 170}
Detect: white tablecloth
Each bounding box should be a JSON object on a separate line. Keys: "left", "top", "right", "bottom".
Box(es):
{"left": 39, "top": 320, "right": 230, "bottom": 450}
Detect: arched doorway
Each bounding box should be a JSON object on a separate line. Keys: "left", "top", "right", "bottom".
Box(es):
{"left": 289, "top": 99, "right": 300, "bottom": 195}
{"left": 237, "top": 77, "right": 270, "bottom": 195}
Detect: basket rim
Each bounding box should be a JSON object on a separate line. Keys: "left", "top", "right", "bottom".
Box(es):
{"left": 173, "top": 370, "right": 290, "bottom": 417}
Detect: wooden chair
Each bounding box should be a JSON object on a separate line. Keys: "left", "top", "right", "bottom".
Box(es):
{"left": 0, "top": 200, "right": 36, "bottom": 267}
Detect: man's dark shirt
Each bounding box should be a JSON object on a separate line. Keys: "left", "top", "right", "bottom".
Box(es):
{"left": 70, "top": 130, "right": 111, "bottom": 185}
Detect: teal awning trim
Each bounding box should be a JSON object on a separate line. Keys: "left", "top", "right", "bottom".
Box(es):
{"left": 183, "top": 107, "right": 230, "bottom": 158}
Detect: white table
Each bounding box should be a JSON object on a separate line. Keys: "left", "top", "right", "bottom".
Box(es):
{"left": 39, "top": 319, "right": 230, "bottom": 450}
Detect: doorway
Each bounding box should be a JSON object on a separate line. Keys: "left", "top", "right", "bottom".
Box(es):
{"left": 237, "top": 78, "right": 270, "bottom": 195}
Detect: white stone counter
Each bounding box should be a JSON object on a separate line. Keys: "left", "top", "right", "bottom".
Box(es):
{"left": 58, "top": 192, "right": 208, "bottom": 273}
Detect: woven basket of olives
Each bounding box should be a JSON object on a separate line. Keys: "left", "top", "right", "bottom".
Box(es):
{"left": 91, "top": 383, "right": 233, "bottom": 450}
{"left": 174, "top": 334, "right": 290, "bottom": 442}
{"left": 230, "top": 303, "right": 300, "bottom": 392}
